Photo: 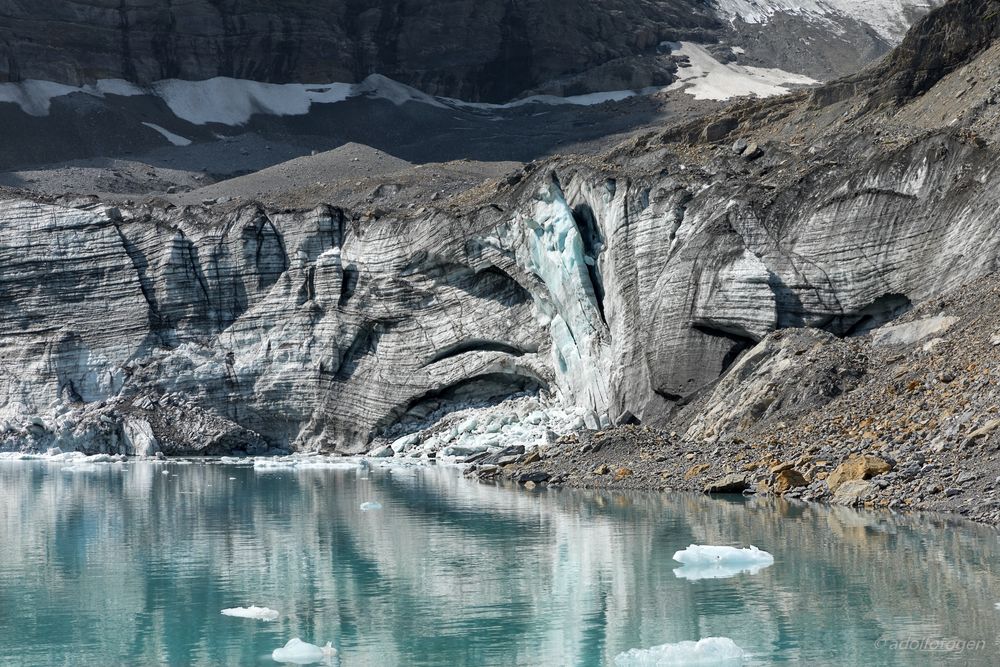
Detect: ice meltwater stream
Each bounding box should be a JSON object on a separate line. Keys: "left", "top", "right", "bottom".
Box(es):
{"left": 1, "top": 458, "right": 999, "bottom": 666}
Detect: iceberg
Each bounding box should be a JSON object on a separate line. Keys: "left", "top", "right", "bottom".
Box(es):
{"left": 614, "top": 637, "right": 745, "bottom": 666}
{"left": 672, "top": 544, "right": 774, "bottom": 580}
{"left": 272, "top": 638, "right": 337, "bottom": 664}
{"left": 672, "top": 545, "right": 774, "bottom": 569}
{"left": 360, "top": 501, "right": 383, "bottom": 511}
{"left": 221, "top": 605, "right": 280, "bottom": 621}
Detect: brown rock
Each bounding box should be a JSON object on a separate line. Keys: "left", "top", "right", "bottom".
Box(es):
{"left": 827, "top": 455, "right": 892, "bottom": 492}
{"left": 594, "top": 464, "right": 610, "bottom": 475}
{"left": 520, "top": 451, "right": 541, "bottom": 465}
{"left": 684, "top": 463, "right": 711, "bottom": 480}
{"left": 770, "top": 461, "right": 795, "bottom": 474}
{"left": 614, "top": 467, "right": 633, "bottom": 481}
{"left": 774, "top": 468, "right": 808, "bottom": 494}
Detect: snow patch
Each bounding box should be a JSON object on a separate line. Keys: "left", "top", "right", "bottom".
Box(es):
{"left": 0, "top": 73, "right": 654, "bottom": 126}
{"left": 141, "top": 122, "right": 193, "bottom": 146}
{"left": 152, "top": 78, "right": 354, "bottom": 125}
{"left": 451, "top": 88, "right": 643, "bottom": 110}
{"left": 667, "top": 42, "right": 817, "bottom": 101}
{"left": 221, "top": 606, "right": 280, "bottom": 621}
{"left": 614, "top": 637, "right": 746, "bottom": 666}
{"left": 272, "top": 638, "right": 337, "bottom": 665}
{"left": 0, "top": 80, "right": 81, "bottom": 116}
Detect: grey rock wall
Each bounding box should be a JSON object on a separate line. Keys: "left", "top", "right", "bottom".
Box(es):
{"left": 0, "top": 0, "right": 719, "bottom": 102}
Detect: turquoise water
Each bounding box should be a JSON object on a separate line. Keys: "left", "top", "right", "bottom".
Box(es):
{"left": 2, "top": 459, "right": 1000, "bottom": 666}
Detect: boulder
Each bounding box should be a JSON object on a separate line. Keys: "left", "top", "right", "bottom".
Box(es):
{"left": 827, "top": 455, "right": 892, "bottom": 492}
{"left": 518, "top": 471, "right": 551, "bottom": 485}
{"left": 774, "top": 468, "right": 808, "bottom": 494}
{"left": 703, "top": 473, "right": 749, "bottom": 494}
{"left": 832, "top": 480, "right": 873, "bottom": 506}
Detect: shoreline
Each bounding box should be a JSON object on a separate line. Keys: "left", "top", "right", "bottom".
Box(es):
{"left": 5, "top": 444, "right": 999, "bottom": 528}
{"left": 469, "top": 425, "right": 1000, "bottom": 527}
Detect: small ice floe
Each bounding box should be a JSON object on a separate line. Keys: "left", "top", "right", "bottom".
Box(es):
{"left": 672, "top": 544, "right": 774, "bottom": 580}
{"left": 359, "top": 501, "right": 383, "bottom": 511}
{"left": 673, "top": 544, "right": 773, "bottom": 569}
{"left": 272, "top": 638, "right": 337, "bottom": 664}
{"left": 221, "top": 606, "right": 280, "bottom": 621}
{"left": 994, "top": 602, "right": 1000, "bottom": 610}
{"left": 614, "top": 637, "right": 745, "bottom": 666}
{"left": 254, "top": 455, "right": 362, "bottom": 472}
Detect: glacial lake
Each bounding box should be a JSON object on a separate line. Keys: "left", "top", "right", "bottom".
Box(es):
{"left": 2, "top": 459, "right": 1000, "bottom": 666}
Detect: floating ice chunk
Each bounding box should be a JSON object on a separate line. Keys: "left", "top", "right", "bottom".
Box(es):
{"left": 360, "top": 501, "right": 383, "bottom": 511}
{"left": 253, "top": 455, "right": 361, "bottom": 471}
{"left": 614, "top": 637, "right": 745, "bottom": 666}
{"left": 672, "top": 544, "right": 774, "bottom": 569}
{"left": 221, "top": 605, "right": 280, "bottom": 621}
{"left": 272, "top": 638, "right": 337, "bottom": 664}
{"left": 62, "top": 464, "right": 99, "bottom": 473}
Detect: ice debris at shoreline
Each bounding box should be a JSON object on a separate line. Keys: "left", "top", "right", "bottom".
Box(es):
{"left": 251, "top": 455, "right": 364, "bottom": 471}
{"left": 372, "top": 394, "right": 599, "bottom": 463}
{"left": 359, "top": 501, "right": 383, "bottom": 511}
{"left": 614, "top": 637, "right": 745, "bottom": 666}
{"left": 221, "top": 606, "right": 280, "bottom": 621}
{"left": 272, "top": 638, "right": 337, "bottom": 665}
{"left": 1, "top": 450, "right": 128, "bottom": 468}
{"left": 672, "top": 544, "right": 775, "bottom": 580}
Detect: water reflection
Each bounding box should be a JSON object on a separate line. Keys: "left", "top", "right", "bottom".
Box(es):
{"left": 0, "top": 460, "right": 998, "bottom": 666}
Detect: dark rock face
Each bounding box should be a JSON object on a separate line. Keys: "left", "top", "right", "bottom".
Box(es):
{"left": 0, "top": 0, "right": 720, "bottom": 102}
